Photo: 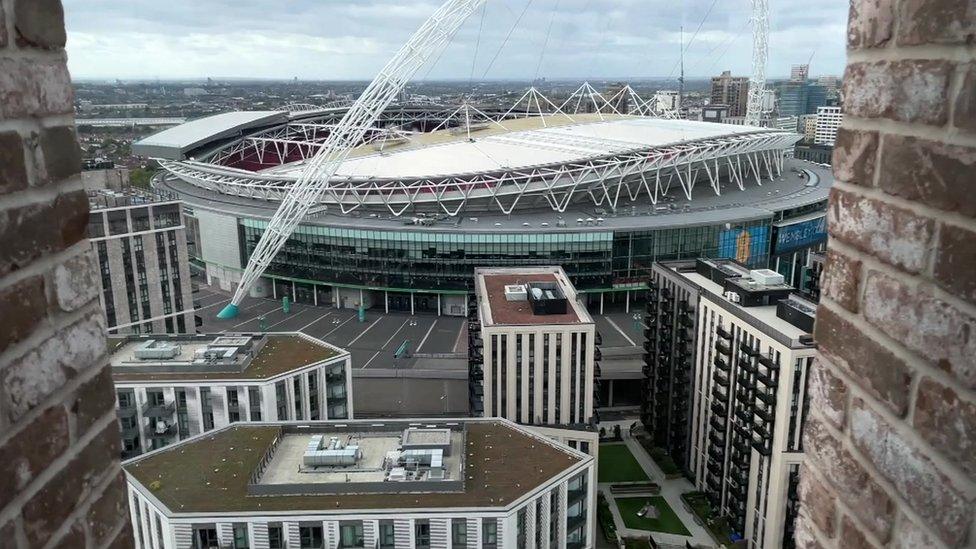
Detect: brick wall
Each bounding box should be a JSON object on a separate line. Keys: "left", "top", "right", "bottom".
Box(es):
{"left": 797, "top": 1, "right": 976, "bottom": 548}
{"left": 0, "top": 1, "right": 132, "bottom": 548}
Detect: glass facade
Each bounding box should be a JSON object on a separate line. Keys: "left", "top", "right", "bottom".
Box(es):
{"left": 238, "top": 218, "right": 774, "bottom": 294}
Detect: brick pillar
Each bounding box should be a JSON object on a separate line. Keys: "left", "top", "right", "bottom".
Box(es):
{"left": 797, "top": 1, "right": 976, "bottom": 548}
{"left": 0, "top": 1, "right": 132, "bottom": 548}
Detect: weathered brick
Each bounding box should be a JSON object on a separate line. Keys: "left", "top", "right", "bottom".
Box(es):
{"left": 56, "top": 190, "right": 91, "bottom": 250}
{"left": 862, "top": 270, "right": 976, "bottom": 389}
{"left": 0, "top": 405, "right": 68, "bottom": 510}
{"left": 803, "top": 417, "right": 896, "bottom": 540}
{"left": 827, "top": 188, "right": 935, "bottom": 274}
{"left": 878, "top": 135, "right": 976, "bottom": 218}
{"left": 849, "top": 398, "right": 975, "bottom": 547}
{"left": 840, "top": 515, "right": 880, "bottom": 549}
{"left": 13, "top": 0, "right": 66, "bottom": 49}
{"left": 807, "top": 357, "right": 848, "bottom": 428}
{"left": 847, "top": 0, "right": 895, "bottom": 49}
{"left": 820, "top": 249, "right": 861, "bottom": 312}
{"left": 0, "top": 131, "right": 28, "bottom": 195}
{"left": 0, "top": 202, "right": 61, "bottom": 277}
{"left": 794, "top": 515, "right": 829, "bottom": 549}
{"left": 896, "top": 0, "right": 976, "bottom": 45}
{"left": 933, "top": 223, "right": 976, "bottom": 307}
{"left": 71, "top": 366, "right": 116, "bottom": 436}
{"left": 913, "top": 377, "right": 976, "bottom": 477}
{"left": 814, "top": 306, "right": 913, "bottom": 416}
{"left": 0, "top": 56, "right": 74, "bottom": 119}
{"left": 832, "top": 128, "right": 878, "bottom": 186}
{"left": 0, "top": 312, "right": 106, "bottom": 422}
{"left": 39, "top": 125, "right": 81, "bottom": 183}
{"left": 843, "top": 60, "right": 952, "bottom": 125}
{"left": 51, "top": 249, "right": 99, "bottom": 313}
{"left": 22, "top": 422, "right": 120, "bottom": 548}
{"left": 0, "top": 275, "right": 46, "bottom": 355}
{"left": 86, "top": 472, "right": 129, "bottom": 546}
{"left": 955, "top": 63, "right": 976, "bottom": 133}
{"left": 799, "top": 471, "right": 837, "bottom": 537}
{"left": 889, "top": 512, "right": 943, "bottom": 549}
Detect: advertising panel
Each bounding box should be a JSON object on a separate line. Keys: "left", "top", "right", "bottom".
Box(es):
{"left": 773, "top": 215, "right": 827, "bottom": 256}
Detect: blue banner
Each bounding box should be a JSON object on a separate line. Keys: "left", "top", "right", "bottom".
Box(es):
{"left": 773, "top": 216, "right": 827, "bottom": 256}
{"left": 718, "top": 226, "right": 770, "bottom": 266}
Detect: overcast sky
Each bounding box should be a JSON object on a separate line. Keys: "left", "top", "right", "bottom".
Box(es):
{"left": 63, "top": 0, "right": 848, "bottom": 81}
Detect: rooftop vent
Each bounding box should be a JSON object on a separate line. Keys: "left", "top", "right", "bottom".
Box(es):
{"left": 504, "top": 285, "right": 527, "bottom": 301}
{"left": 133, "top": 339, "right": 181, "bottom": 360}
{"left": 750, "top": 269, "right": 785, "bottom": 286}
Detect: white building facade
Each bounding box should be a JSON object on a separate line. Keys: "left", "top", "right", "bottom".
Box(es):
{"left": 124, "top": 419, "right": 596, "bottom": 549}
{"left": 112, "top": 333, "right": 353, "bottom": 458}
{"left": 813, "top": 106, "right": 843, "bottom": 146}
{"left": 471, "top": 267, "right": 597, "bottom": 427}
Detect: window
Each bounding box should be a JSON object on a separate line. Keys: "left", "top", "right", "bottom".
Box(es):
{"left": 482, "top": 519, "right": 497, "bottom": 548}
{"left": 232, "top": 524, "right": 249, "bottom": 549}
{"left": 451, "top": 519, "right": 467, "bottom": 547}
{"left": 117, "top": 391, "right": 134, "bottom": 408}
{"left": 415, "top": 520, "right": 430, "bottom": 549}
{"left": 300, "top": 525, "right": 323, "bottom": 549}
{"left": 268, "top": 525, "right": 284, "bottom": 549}
{"left": 196, "top": 527, "right": 219, "bottom": 548}
{"left": 339, "top": 522, "right": 364, "bottom": 548}
{"left": 378, "top": 522, "right": 395, "bottom": 549}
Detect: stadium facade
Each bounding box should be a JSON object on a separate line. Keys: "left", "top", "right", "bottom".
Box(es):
{"left": 137, "top": 98, "right": 830, "bottom": 317}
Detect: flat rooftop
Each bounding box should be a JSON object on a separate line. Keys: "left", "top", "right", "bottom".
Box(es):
{"left": 475, "top": 266, "right": 592, "bottom": 327}
{"left": 124, "top": 420, "right": 585, "bottom": 513}
{"left": 110, "top": 333, "right": 344, "bottom": 382}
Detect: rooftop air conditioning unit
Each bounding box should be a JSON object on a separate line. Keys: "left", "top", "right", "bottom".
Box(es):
{"left": 750, "top": 269, "right": 785, "bottom": 286}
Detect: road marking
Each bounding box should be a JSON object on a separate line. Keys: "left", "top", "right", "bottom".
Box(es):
{"left": 380, "top": 318, "right": 410, "bottom": 349}
{"left": 416, "top": 319, "right": 438, "bottom": 352}
{"left": 298, "top": 311, "right": 332, "bottom": 333}
{"left": 451, "top": 320, "right": 467, "bottom": 353}
{"left": 265, "top": 308, "right": 308, "bottom": 330}
{"left": 242, "top": 300, "right": 275, "bottom": 312}
{"left": 194, "top": 299, "right": 230, "bottom": 312}
{"left": 348, "top": 317, "right": 383, "bottom": 346}
{"left": 322, "top": 315, "right": 355, "bottom": 338}
{"left": 605, "top": 316, "right": 637, "bottom": 347}
{"left": 232, "top": 308, "right": 285, "bottom": 329}
{"left": 361, "top": 351, "right": 382, "bottom": 369}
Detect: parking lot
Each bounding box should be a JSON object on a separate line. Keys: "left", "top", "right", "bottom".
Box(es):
{"left": 195, "top": 286, "right": 467, "bottom": 372}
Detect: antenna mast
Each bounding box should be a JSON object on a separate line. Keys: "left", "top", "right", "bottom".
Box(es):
{"left": 678, "top": 26, "right": 684, "bottom": 111}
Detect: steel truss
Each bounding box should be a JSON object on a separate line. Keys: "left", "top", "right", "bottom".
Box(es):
{"left": 161, "top": 130, "right": 798, "bottom": 217}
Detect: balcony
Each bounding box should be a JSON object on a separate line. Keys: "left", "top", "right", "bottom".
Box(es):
{"left": 756, "top": 391, "right": 776, "bottom": 406}
{"left": 709, "top": 415, "right": 725, "bottom": 433}
{"left": 758, "top": 355, "right": 777, "bottom": 369}
{"left": 713, "top": 357, "right": 730, "bottom": 372}
{"left": 716, "top": 326, "right": 732, "bottom": 340}
{"left": 566, "top": 513, "right": 587, "bottom": 533}
{"left": 145, "top": 420, "right": 176, "bottom": 438}
{"left": 711, "top": 402, "right": 727, "bottom": 418}
{"left": 712, "top": 387, "right": 729, "bottom": 404}
{"left": 142, "top": 401, "right": 175, "bottom": 418}
{"left": 117, "top": 405, "right": 137, "bottom": 419}
{"left": 715, "top": 342, "right": 731, "bottom": 356}
{"left": 739, "top": 343, "right": 760, "bottom": 357}
{"left": 713, "top": 370, "right": 730, "bottom": 388}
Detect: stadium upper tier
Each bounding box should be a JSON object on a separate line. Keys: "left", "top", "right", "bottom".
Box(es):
{"left": 137, "top": 103, "right": 801, "bottom": 215}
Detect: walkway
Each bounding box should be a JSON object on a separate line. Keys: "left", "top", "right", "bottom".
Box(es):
{"left": 598, "top": 421, "right": 716, "bottom": 548}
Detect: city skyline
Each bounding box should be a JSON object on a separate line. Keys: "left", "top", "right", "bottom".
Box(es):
{"left": 63, "top": 0, "right": 848, "bottom": 80}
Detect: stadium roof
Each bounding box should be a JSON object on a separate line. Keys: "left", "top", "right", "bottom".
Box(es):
{"left": 266, "top": 116, "right": 770, "bottom": 179}
{"left": 133, "top": 111, "right": 287, "bottom": 160}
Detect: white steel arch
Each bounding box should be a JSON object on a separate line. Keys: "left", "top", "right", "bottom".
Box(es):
{"left": 218, "top": 0, "right": 488, "bottom": 318}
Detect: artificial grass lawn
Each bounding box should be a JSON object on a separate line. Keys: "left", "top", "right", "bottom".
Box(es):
{"left": 615, "top": 496, "right": 691, "bottom": 536}
{"left": 598, "top": 443, "right": 650, "bottom": 483}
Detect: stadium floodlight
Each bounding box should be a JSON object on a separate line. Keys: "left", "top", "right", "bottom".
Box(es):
{"left": 745, "top": 0, "right": 769, "bottom": 126}
{"left": 217, "top": 0, "right": 488, "bottom": 319}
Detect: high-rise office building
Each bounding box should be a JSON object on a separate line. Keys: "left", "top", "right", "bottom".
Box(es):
{"left": 642, "top": 259, "right": 818, "bottom": 549}
{"left": 711, "top": 70, "right": 750, "bottom": 117}
{"left": 789, "top": 64, "right": 809, "bottom": 82}
{"left": 654, "top": 90, "right": 681, "bottom": 112}
{"left": 123, "top": 418, "right": 595, "bottom": 549}
{"left": 111, "top": 332, "right": 353, "bottom": 458}
{"left": 88, "top": 190, "right": 195, "bottom": 335}
{"left": 814, "top": 106, "right": 843, "bottom": 146}
{"left": 470, "top": 267, "right": 598, "bottom": 427}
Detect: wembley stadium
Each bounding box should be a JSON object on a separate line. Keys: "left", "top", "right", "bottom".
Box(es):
{"left": 137, "top": 95, "right": 830, "bottom": 317}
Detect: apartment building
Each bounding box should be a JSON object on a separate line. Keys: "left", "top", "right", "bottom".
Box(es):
{"left": 710, "top": 71, "right": 750, "bottom": 117}
{"left": 642, "top": 259, "right": 817, "bottom": 549}
{"left": 469, "top": 267, "right": 599, "bottom": 428}
{"left": 123, "top": 418, "right": 595, "bottom": 549}
{"left": 111, "top": 332, "right": 353, "bottom": 458}
{"left": 87, "top": 189, "right": 195, "bottom": 334}
{"left": 813, "top": 106, "right": 843, "bottom": 146}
